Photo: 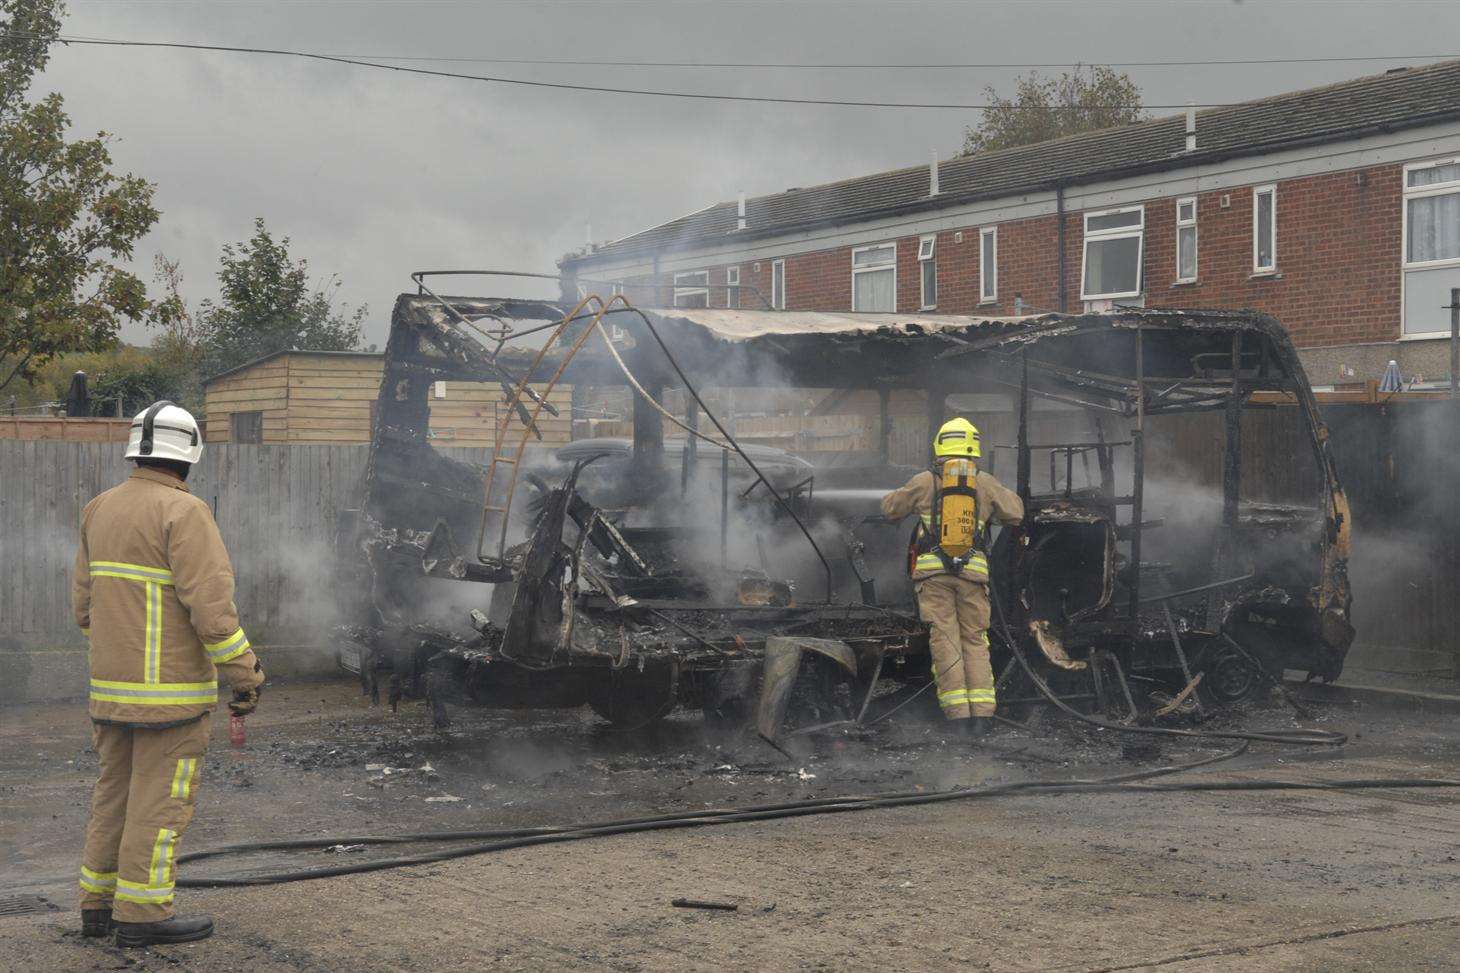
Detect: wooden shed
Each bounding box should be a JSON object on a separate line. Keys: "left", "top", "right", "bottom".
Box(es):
{"left": 202, "top": 350, "right": 571, "bottom": 446}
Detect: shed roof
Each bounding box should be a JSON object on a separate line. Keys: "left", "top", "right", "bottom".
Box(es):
{"left": 564, "top": 59, "right": 1460, "bottom": 268}
{"left": 201, "top": 349, "right": 383, "bottom": 387}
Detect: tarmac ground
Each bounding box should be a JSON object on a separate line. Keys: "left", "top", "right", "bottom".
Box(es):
{"left": 1, "top": 676, "right": 1458, "bottom": 972}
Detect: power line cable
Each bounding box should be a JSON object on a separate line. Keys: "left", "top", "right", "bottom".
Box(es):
{"left": 240, "top": 53, "right": 1460, "bottom": 70}
{"left": 16, "top": 29, "right": 1455, "bottom": 107}
{"left": 26, "top": 32, "right": 1250, "bottom": 110}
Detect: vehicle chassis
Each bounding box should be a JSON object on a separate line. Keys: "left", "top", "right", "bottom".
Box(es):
{"left": 339, "top": 283, "right": 1353, "bottom": 733}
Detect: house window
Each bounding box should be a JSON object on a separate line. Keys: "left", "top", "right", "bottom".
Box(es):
{"left": 979, "top": 227, "right": 998, "bottom": 303}
{"left": 1252, "top": 185, "right": 1277, "bottom": 273}
{"left": 230, "top": 410, "right": 263, "bottom": 444}
{"left": 918, "top": 235, "right": 937, "bottom": 310}
{"left": 611, "top": 282, "right": 625, "bottom": 297}
{"left": 1081, "top": 206, "right": 1143, "bottom": 300}
{"left": 726, "top": 266, "right": 741, "bottom": 309}
{"left": 771, "top": 259, "right": 786, "bottom": 310}
{"left": 1175, "top": 197, "right": 1198, "bottom": 282}
{"left": 673, "top": 270, "right": 709, "bottom": 308}
{"left": 1403, "top": 157, "right": 1460, "bottom": 336}
{"left": 852, "top": 243, "right": 896, "bottom": 312}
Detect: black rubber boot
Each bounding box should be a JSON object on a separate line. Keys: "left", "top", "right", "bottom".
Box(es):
{"left": 81, "top": 909, "right": 113, "bottom": 938}
{"left": 115, "top": 914, "right": 215, "bottom": 948}
{"left": 965, "top": 717, "right": 993, "bottom": 740}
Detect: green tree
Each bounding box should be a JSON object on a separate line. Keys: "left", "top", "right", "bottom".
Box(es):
{"left": 146, "top": 253, "right": 206, "bottom": 408}
{"left": 16, "top": 344, "right": 188, "bottom": 416}
{"left": 960, "top": 65, "right": 1145, "bottom": 156}
{"left": 199, "top": 218, "right": 365, "bottom": 375}
{"left": 0, "top": 0, "right": 164, "bottom": 394}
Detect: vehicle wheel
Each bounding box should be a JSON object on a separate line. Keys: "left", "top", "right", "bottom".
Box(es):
{"left": 1196, "top": 642, "right": 1263, "bottom": 705}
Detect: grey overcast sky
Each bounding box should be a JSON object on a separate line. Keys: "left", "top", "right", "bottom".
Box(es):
{"left": 30, "top": 0, "right": 1460, "bottom": 347}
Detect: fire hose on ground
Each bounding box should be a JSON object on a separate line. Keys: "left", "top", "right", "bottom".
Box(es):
{"left": 178, "top": 593, "right": 1437, "bottom": 890}
{"left": 175, "top": 743, "right": 1460, "bottom": 889}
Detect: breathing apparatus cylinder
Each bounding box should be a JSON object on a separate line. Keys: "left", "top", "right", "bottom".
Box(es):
{"left": 936, "top": 458, "right": 980, "bottom": 562}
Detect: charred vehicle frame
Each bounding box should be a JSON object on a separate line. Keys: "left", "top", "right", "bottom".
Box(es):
{"left": 337, "top": 274, "right": 1353, "bottom": 736}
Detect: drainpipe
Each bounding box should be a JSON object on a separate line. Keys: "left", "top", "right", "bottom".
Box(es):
{"left": 1056, "top": 183, "right": 1068, "bottom": 313}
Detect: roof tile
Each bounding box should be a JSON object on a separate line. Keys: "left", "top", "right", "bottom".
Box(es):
{"left": 567, "top": 60, "right": 1460, "bottom": 267}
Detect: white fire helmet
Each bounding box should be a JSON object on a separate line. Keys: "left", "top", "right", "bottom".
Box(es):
{"left": 125, "top": 401, "right": 204, "bottom": 465}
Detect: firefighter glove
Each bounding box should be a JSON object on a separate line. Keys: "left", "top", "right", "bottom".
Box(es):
{"left": 228, "top": 686, "right": 260, "bottom": 717}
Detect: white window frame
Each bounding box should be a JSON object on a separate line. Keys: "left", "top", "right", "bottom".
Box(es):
{"left": 1400, "top": 156, "right": 1460, "bottom": 339}
{"left": 918, "top": 235, "right": 937, "bottom": 310}
{"left": 771, "top": 259, "right": 786, "bottom": 310}
{"left": 1175, "top": 196, "right": 1198, "bottom": 283}
{"left": 851, "top": 243, "right": 897, "bottom": 313}
{"left": 979, "top": 226, "right": 998, "bottom": 304}
{"left": 673, "top": 270, "right": 709, "bottom": 308}
{"left": 726, "top": 266, "right": 740, "bottom": 309}
{"left": 1252, "top": 185, "right": 1277, "bottom": 274}
{"left": 1080, "top": 205, "right": 1144, "bottom": 301}
{"left": 610, "top": 281, "right": 625, "bottom": 297}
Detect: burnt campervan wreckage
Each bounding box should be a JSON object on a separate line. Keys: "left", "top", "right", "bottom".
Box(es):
{"left": 338, "top": 282, "right": 1352, "bottom": 736}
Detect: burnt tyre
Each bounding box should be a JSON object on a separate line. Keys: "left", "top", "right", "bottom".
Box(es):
{"left": 1195, "top": 642, "right": 1263, "bottom": 705}
{"left": 587, "top": 666, "right": 678, "bottom": 729}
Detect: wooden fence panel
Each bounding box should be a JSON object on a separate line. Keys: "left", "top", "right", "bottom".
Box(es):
{"left": 4, "top": 413, "right": 1458, "bottom": 673}
{"left": 1, "top": 442, "right": 372, "bottom": 647}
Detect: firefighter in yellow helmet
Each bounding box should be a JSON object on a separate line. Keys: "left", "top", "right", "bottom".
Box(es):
{"left": 72, "top": 402, "right": 264, "bottom": 947}
{"left": 881, "top": 417, "right": 1023, "bottom": 736}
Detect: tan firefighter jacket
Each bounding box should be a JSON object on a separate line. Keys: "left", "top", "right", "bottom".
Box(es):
{"left": 73, "top": 466, "right": 264, "bottom": 725}
{"left": 880, "top": 467, "right": 1025, "bottom": 582}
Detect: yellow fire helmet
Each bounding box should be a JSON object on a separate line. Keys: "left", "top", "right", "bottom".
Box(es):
{"left": 933, "top": 416, "right": 981, "bottom": 459}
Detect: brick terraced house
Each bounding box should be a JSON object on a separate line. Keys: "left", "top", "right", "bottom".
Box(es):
{"left": 559, "top": 60, "right": 1460, "bottom": 387}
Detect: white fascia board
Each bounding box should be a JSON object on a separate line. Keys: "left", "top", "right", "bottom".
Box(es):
{"left": 577, "top": 121, "right": 1460, "bottom": 282}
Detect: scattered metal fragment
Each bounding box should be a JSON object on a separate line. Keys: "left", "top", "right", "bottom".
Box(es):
{"left": 671, "top": 899, "right": 739, "bottom": 912}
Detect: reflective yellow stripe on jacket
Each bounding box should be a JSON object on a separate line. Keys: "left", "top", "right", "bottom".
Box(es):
{"left": 90, "top": 560, "right": 173, "bottom": 688}
{"left": 89, "top": 679, "right": 217, "bottom": 706}
{"left": 89, "top": 561, "right": 174, "bottom": 585}
{"left": 204, "top": 628, "right": 251, "bottom": 664}
{"left": 86, "top": 560, "right": 241, "bottom": 707}
{"left": 915, "top": 515, "right": 989, "bottom": 577}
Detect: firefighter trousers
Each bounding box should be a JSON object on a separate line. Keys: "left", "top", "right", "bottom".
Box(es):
{"left": 79, "top": 715, "right": 210, "bottom": 922}
{"left": 915, "top": 574, "right": 996, "bottom": 719}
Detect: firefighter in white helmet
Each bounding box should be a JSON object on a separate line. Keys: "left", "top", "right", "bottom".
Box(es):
{"left": 881, "top": 417, "right": 1023, "bottom": 737}
{"left": 72, "top": 401, "right": 264, "bottom": 947}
